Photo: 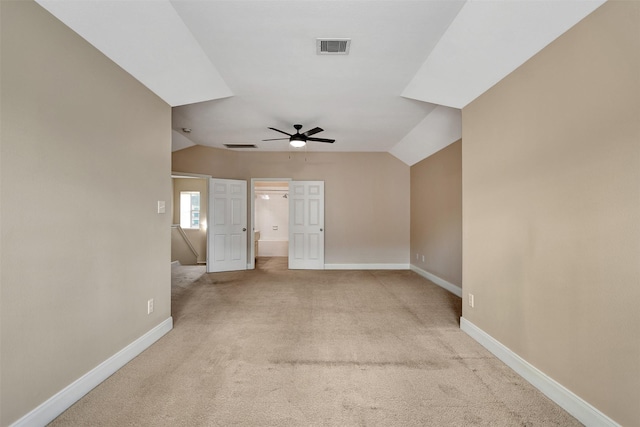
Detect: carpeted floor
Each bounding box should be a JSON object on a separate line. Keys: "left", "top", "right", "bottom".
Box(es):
{"left": 50, "top": 258, "right": 580, "bottom": 426}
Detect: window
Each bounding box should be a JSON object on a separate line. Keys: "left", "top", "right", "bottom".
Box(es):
{"left": 180, "top": 191, "right": 200, "bottom": 229}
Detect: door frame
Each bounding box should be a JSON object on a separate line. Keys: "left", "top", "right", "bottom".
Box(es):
{"left": 249, "top": 178, "right": 292, "bottom": 269}
{"left": 171, "top": 171, "right": 211, "bottom": 269}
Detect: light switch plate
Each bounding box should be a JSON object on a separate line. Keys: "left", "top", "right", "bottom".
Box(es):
{"left": 157, "top": 201, "right": 166, "bottom": 214}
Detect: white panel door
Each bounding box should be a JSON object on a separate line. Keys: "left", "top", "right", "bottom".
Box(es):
{"left": 289, "top": 181, "right": 324, "bottom": 270}
{"left": 207, "top": 178, "right": 247, "bottom": 272}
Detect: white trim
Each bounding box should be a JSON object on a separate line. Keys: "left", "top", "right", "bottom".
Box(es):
{"left": 324, "top": 263, "right": 410, "bottom": 270}
{"left": 171, "top": 172, "right": 212, "bottom": 179}
{"left": 410, "top": 264, "right": 462, "bottom": 297}
{"left": 11, "top": 317, "right": 173, "bottom": 427}
{"left": 460, "top": 317, "right": 620, "bottom": 427}
{"left": 171, "top": 260, "right": 181, "bottom": 266}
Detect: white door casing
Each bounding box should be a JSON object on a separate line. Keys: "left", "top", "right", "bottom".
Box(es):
{"left": 207, "top": 178, "right": 247, "bottom": 272}
{"left": 288, "top": 181, "right": 324, "bottom": 270}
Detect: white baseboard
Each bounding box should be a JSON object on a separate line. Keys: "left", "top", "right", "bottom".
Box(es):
{"left": 410, "top": 264, "right": 462, "bottom": 297}
{"left": 324, "top": 263, "right": 410, "bottom": 270}
{"left": 11, "top": 317, "right": 173, "bottom": 427}
{"left": 460, "top": 317, "right": 619, "bottom": 427}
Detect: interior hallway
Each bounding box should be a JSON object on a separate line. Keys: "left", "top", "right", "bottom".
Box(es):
{"left": 50, "top": 262, "right": 579, "bottom": 426}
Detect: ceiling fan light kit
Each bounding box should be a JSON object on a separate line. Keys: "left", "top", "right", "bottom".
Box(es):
{"left": 290, "top": 138, "right": 306, "bottom": 148}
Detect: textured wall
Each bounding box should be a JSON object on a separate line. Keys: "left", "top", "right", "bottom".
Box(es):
{"left": 410, "top": 140, "right": 462, "bottom": 287}
{"left": 0, "top": 2, "right": 172, "bottom": 425}
{"left": 173, "top": 147, "right": 410, "bottom": 265}
{"left": 462, "top": 2, "right": 639, "bottom": 425}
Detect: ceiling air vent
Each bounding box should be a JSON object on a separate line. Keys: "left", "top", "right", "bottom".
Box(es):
{"left": 224, "top": 144, "right": 257, "bottom": 149}
{"left": 316, "top": 38, "right": 351, "bottom": 55}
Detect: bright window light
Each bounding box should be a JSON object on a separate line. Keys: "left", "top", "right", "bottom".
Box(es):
{"left": 180, "top": 191, "right": 200, "bottom": 229}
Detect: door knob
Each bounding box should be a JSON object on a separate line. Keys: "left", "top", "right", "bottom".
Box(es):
{"left": 320, "top": 228, "right": 323, "bottom": 232}
{"left": 243, "top": 228, "right": 247, "bottom": 231}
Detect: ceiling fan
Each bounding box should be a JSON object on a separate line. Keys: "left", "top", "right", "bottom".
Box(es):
{"left": 263, "top": 124, "right": 335, "bottom": 148}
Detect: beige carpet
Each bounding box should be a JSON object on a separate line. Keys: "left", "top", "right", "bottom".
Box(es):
{"left": 50, "top": 258, "right": 580, "bottom": 426}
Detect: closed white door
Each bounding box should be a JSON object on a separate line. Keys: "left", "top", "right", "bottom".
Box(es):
{"left": 288, "top": 181, "right": 324, "bottom": 269}
{"left": 207, "top": 178, "right": 247, "bottom": 272}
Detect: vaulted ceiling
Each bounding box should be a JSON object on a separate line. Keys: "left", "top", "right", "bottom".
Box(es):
{"left": 37, "top": 0, "right": 604, "bottom": 165}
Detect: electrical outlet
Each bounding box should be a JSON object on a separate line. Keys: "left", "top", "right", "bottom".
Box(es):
{"left": 147, "top": 298, "right": 154, "bottom": 314}
{"left": 422, "top": 255, "right": 425, "bottom": 262}
{"left": 468, "top": 293, "right": 474, "bottom": 308}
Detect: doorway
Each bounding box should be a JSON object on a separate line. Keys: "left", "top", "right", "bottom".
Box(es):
{"left": 171, "top": 174, "right": 210, "bottom": 267}
{"left": 251, "top": 179, "right": 290, "bottom": 269}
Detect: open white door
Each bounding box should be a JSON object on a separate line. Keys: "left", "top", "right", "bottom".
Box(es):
{"left": 207, "top": 178, "right": 247, "bottom": 272}
{"left": 289, "top": 181, "right": 324, "bottom": 270}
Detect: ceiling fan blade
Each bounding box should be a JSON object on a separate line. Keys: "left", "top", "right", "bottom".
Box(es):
{"left": 303, "top": 127, "right": 323, "bottom": 137}
{"left": 262, "top": 138, "right": 290, "bottom": 141}
{"left": 307, "top": 137, "right": 335, "bottom": 143}
{"left": 268, "top": 127, "right": 292, "bottom": 137}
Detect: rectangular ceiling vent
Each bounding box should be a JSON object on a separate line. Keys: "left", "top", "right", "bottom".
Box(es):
{"left": 317, "top": 38, "right": 351, "bottom": 55}
{"left": 224, "top": 144, "right": 257, "bottom": 149}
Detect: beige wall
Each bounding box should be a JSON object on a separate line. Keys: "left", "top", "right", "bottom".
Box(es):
{"left": 462, "top": 1, "right": 639, "bottom": 425}
{"left": 0, "top": 2, "right": 172, "bottom": 425}
{"left": 410, "top": 140, "right": 462, "bottom": 287}
{"left": 172, "top": 177, "right": 208, "bottom": 264}
{"left": 173, "top": 147, "right": 410, "bottom": 265}
{"left": 171, "top": 226, "right": 198, "bottom": 265}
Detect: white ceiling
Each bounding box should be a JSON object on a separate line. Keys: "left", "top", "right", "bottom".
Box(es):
{"left": 36, "top": 0, "right": 605, "bottom": 165}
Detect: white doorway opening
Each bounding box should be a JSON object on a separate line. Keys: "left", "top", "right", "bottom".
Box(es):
{"left": 250, "top": 179, "right": 291, "bottom": 269}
